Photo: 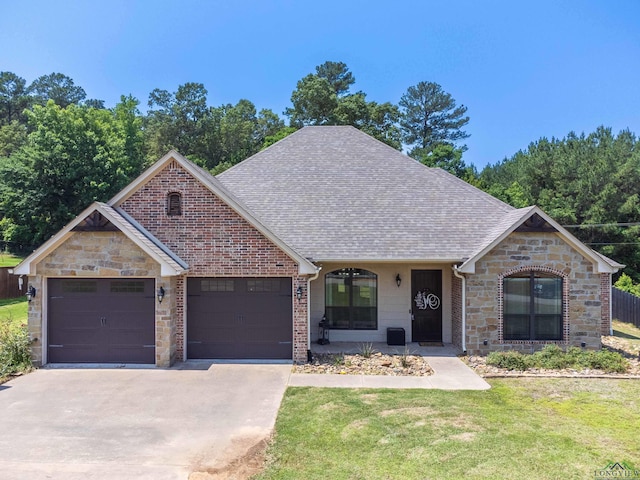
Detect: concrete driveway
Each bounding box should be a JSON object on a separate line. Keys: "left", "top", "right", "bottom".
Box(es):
{"left": 0, "top": 363, "right": 291, "bottom": 480}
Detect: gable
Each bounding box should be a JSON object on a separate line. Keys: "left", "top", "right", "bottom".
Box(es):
{"left": 116, "top": 160, "right": 316, "bottom": 276}
{"left": 458, "top": 207, "right": 622, "bottom": 274}
{"left": 12, "top": 203, "right": 187, "bottom": 277}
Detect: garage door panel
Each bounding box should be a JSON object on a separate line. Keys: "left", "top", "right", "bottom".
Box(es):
{"left": 187, "top": 277, "right": 293, "bottom": 360}
{"left": 48, "top": 278, "right": 155, "bottom": 364}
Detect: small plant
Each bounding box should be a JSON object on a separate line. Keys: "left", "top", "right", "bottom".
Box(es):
{"left": 332, "top": 353, "right": 345, "bottom": 366}
{"left": 359, "top": 343, "right": 375, "bottom": 358}
{"left": 400, "top": 346, "right": 413, "bottom": 368}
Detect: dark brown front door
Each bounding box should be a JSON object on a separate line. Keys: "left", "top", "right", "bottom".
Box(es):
{"left": 48, "top": 278, "right": 155, "bottom": 363}
{"left": 187, "top": 277, "right": 293, "bottom": 360}
{"left": 411, "top": 270, "right": 442, "bottom": 343}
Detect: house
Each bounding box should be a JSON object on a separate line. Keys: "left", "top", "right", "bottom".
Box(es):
{"left": 13, "top": 126, "right": 623, "bottom": 367}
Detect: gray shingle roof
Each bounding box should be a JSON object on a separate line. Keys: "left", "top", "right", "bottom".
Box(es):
{"left": 217, "top": 126, "right": 515, "bottom": 261}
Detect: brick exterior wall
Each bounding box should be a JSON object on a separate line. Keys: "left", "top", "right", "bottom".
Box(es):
{"left": 465, "top": 232, "right": 607, "bottom": 355}
{"left": 451, "top": 274, "right": 463, "bottom": 350}
{"left": 119, "top": 160, "right": 309, "bottom": 363}
{"left": 29, "top": 231, "right": 172, "bottom": 366}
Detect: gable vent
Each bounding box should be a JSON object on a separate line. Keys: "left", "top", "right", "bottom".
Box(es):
{"left": 167, "top": 192, "right": 182, "bottom": 216}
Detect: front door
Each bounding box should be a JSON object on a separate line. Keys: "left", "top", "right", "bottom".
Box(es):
{"left": 411, "top": 270, "right": 442, "bottom": 343}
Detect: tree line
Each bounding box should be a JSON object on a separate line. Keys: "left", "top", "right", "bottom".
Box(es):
{"left": 1, "top": 63, "right": 639, "bottom": 282}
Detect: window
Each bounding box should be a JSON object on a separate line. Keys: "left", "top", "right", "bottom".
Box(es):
{"left": 247, "top": 279, "right": 281, "bottom": 293}
{"left": 325, "top": 268, "right": 377, "bottom": 329}
{"left": 201, "top": 279, "right": 234, "bottom": 292}
{"left": 167, "top": 192, "right": 182, "bottom": 216}
{"left": 110, "top": 280, "right": 145, "bottom": 293}
{"left": 503, "top": 271, "right": 563, "bottom": 340}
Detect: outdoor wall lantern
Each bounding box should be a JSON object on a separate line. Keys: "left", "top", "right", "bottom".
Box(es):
{"left": 396, "top": 274, "right": 402, "bottom": 288}
{"left": 296, "top": 285, "right": 303, "bottom": 301}
{"left": 26, "top": 285, "right": 36, "bottom": 302}
{"left": 157, "top": 286, "right": 165, "bottom": 304}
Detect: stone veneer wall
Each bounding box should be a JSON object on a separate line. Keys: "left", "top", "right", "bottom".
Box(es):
{"left": 465, "top": 232, "right": 606, "bottom": 355}
{"left": 451, "top": 274, "right": 463, "bottom": 351}
{"left": 119, "top": 160, "right": 309, "bottom": 363}
{"left": 29, "top": 231, "right": 169, "bottom": 365}
{"left": 600, "top": 273, "right": 611, "bottom": 335}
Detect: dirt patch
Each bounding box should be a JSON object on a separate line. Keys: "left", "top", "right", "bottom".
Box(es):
{"left": 294, "top": 352, "right": 433, "bottom": 376}
{"left": 189, "top": 435, "right": 269, "bottom": 480}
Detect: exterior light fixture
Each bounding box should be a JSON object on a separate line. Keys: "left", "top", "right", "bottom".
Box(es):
{"left": 396, "top": 274, "right": 402, "bottom": 288}
{"left": 296, "top": 285, "right": 303, "bottom": 301}
{"left": 26, "top": 285, "right": 36, "bottom": 302}
{"left": 157, "top": 286, "right": 165, "bottom": 304}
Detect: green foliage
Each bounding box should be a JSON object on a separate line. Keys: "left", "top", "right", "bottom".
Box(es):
{"left": 358, "top": 342, "right": 375, "bottom": 358}
{"left": 481, "top": 127, "right": 640, "bottom": 280}
{"left": 486, "top": 345, "right": 629, "bottom": 373}
{"left": 486, "top": 350, "right": 528, "bottom": 370}
{"left": 399, "top": 81, "right": 469, "bottom": 150}
{"left": 315, "top": 61, "right": 355, "bottom": 96}
{"left": 614, "top": 273, "right": 640, "bottom": 296}
{"left": 0, "top": 297, "right": 33, "bottom": 379}
{"left": 28, "top": 72, "right": 87, "bottom": 108}
{"left": 285, "top": 61, "right": 402, "bottom": 149}
{"left": 0, "top": 71, "right": 32, "bottom": 124}
{"left": 0, "top": 99, "right": 146, "bottom": 247}
{"left": 0, "top": 322, "right": 31, "bottom": 377}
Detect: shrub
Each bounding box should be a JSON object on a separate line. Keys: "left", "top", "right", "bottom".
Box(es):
{"left": 0, "top": 323, "right": 32, "bottom": 377}
{"left": 583, "top": 349, "right": 628, "bottom": 373}
{"left": 487, "top": 345, "right": 628, "bottom": 373}
{"left": 487, "top": 350, "right": 528, "bottom": 370}
{"left": 529, "top": 345, "right": 570, "bottom": 369}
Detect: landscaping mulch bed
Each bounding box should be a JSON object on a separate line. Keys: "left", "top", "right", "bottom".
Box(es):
{"left": 293, "top": 352, "right": 434, "bottom": 376}
{"left": 462, "top": 336, "right": 640, "bottom": 378}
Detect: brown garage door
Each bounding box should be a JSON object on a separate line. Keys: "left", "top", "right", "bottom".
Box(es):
{"left": 187, "top": 277, "right": 292, "bottom": 359}
{"left": 48, "top": 278, "right": 155, "bottom": 363}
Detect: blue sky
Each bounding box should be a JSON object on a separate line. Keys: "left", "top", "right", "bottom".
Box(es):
{"left": 1, "top": 0, "right": 638, "bottom": 168}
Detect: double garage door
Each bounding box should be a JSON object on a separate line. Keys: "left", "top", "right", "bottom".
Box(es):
{"left": 48, "top": 278, "right": 155, "bottom": 364}
{"left": 187, "top": 277, "right": 293, "bottom": 360}
{"left": 47, "top": 277, "right": 293, "bottom": 364}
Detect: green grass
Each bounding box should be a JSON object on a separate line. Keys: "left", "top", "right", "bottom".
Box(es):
{"left": 613, "top": 319, "right": 640, "bottom": 345}
{"left": 0, "top": 297, "right": 28, "bottom": 329}
{"left": 257, "top": 379, "right": 640, "bottom": 480}
{"left": 0, "top": 252, "right": 23, "bottom": 267}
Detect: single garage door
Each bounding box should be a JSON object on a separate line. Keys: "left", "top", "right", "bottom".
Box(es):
{"left": 48, "top": 278, "right": 155, "bottom": 363}
{"left": 187, "top": 277, "right": 292, "bottom": 360}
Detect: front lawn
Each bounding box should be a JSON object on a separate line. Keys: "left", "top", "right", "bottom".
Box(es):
{"left": 258, "top": 379, "right": 640, "bottom": 479}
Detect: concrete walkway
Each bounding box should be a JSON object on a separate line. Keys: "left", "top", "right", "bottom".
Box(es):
{"left": 288, "top": 343, "right": 490, "bottom": 390}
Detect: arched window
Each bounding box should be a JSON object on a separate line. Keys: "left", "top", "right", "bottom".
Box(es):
{"left": 167, "top": 192, "right": 182, "bottom": 216}
{"left": 503, "top": 270, "right": 563, "bottom": 340}
{"left": 325, "top": 268, "right": 377, "bottom": 330}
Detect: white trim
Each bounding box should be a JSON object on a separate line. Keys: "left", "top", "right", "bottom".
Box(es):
{"left": 458, "top": 206, "right": 621, "bottom": 275}
{"left": 12, "top": 203, "right": 186, "bottom": 277}
{"left": 452, "top": 266, "right": 466, "bottom": 353}
{"left": 108, "top": 150, "right": 318, "bottom": 276}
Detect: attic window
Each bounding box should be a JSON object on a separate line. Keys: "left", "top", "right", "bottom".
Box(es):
{"left": 167, "top": 193, "right": 182, "bottom": 216}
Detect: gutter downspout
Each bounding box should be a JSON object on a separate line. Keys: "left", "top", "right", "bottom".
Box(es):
{"left": 307, "top": 267, "right": 322, "bottom": 356}
{"left": 452, "top": 266, "right": 466, "bottom": 354}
